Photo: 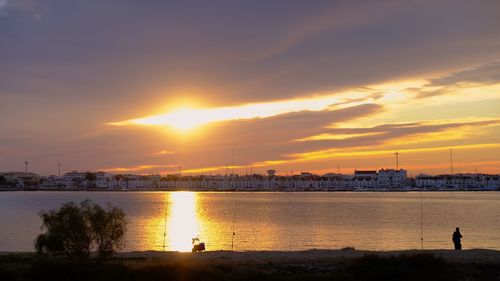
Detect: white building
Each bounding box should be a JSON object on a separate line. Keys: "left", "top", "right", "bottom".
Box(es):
{"left": 351, "top": 170, "right": 378, "bottom": 189}
{"left": 378, "top": 169, "right": 407, "bottom": 189}
{"left": 62, "top": 171, "right": 112, "bottom": 187}
{"left": 415, "top": 174, "right": 500, "bottom": 190}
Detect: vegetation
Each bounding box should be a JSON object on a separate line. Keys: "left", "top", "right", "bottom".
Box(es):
{"left": 1, "top": 253, "right": 499, "bottom": 281}
{"left": 34, "top": 200, "right": 126, "bottom": 260}
{"left": 85, "top": 173, "right": 97, "bottom": 187}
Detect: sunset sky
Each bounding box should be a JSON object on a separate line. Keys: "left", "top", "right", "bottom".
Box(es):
{"left": 1, "top": 0, "right": 499, "bottom": 176}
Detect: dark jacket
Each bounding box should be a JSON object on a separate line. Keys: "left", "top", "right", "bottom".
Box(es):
{"left": 452, "top": 231, "right": 462, "bottom": 243}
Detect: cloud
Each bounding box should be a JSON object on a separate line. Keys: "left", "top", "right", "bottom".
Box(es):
{"left": 274, "top": 120, "right": 500, "bottom": 165}
{"left": 429, "top": 61, "right": 500, "bottom": 87}
{"left": 254, "top": 119, "right": 500, "bottom": 166}
{"left": 166, "top": 103, "right": 385, "bottom": 168}
{"left": 314, "top": 120, "right": 500, "bottom": 143}
{"left": 408, "top": 61, "right": 500, "bottom": 99}
{"left": 1, "top": 1, "right": 499, "bottom": 105}
{"left": 414, "top": 89, "right": 449, "bottom": 99}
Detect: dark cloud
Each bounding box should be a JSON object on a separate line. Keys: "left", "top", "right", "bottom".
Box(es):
{"left": 1, "top": 0, "right": 499, "bottom": 105}
{"left": 296, "top": 120, "right": 500, "bottom": 150}
{"left": 317, "top": 120, "right": 500, "bottom": 136}
{"left": 428, "top": 61, "right": 500, "bottom": 87}
{"left": 414, "top": 89, "right": 448, "bottom": 99}
{"left": 411, "top": 61, "right": 500, "bottom": 99}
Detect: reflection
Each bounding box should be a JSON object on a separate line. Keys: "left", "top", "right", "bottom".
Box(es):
{"left": 167, "top": 192, "right": 200, "bottom": 251}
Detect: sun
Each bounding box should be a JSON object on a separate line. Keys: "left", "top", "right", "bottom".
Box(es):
{"left": 130, "top": 106, "right": 210, "bottom": 132}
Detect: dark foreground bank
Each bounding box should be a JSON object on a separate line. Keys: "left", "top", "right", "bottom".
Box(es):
{"left": 1, "top": 249, "right": 499, "bottom": 281}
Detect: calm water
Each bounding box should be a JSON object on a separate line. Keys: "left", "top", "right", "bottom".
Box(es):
{"left": 1, "top": 191, "right": 499, "bottom": 252}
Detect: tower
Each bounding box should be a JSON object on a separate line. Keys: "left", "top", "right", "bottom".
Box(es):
{"left": 450, "top": 149, "right": 454, "bottom": 174}
{"left": 395, "top": 152, "right": 399, "bottom": 170}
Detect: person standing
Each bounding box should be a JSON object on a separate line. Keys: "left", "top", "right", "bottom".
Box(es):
{"left": 452, "top": 227, "right": 462, "bottom": 250}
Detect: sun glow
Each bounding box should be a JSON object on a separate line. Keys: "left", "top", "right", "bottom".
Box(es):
{"left": 167, "top": 192, "right": 200, "bottom": 252}
{"left": 108, "top": 79, "right": 426, "bottom": 133}
{"left": 116, "top": 99, "right": 342, "bottom": 132}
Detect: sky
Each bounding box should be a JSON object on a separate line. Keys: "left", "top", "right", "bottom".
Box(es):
{"left": 1, "top": 0, "right": 499, "bottom": 176}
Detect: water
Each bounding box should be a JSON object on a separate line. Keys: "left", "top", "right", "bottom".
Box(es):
{"left": 0, "top": 191, "right": 499, "bottom": 252}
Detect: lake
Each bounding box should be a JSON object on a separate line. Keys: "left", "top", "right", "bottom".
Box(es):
{"left": 0, "top": 191, "right": 499, "bottom": 252}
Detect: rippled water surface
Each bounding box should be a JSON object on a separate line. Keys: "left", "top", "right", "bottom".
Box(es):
{"left": 1, "top": 191, "right": 499, "bottom": 252}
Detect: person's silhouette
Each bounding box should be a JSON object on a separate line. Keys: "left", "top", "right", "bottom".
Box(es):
{"left": 452, "top": 227, "right": 462, "bottom": 250}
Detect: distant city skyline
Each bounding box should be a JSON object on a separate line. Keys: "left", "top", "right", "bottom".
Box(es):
{"left": 1, "top": 1, "right": 499, "bottom": 176}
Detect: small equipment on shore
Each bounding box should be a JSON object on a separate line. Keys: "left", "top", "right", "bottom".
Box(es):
{"left": 192, "top": 237, "right": 205, "bottom": 252}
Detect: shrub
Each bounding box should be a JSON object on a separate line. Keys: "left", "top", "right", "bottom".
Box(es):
{"left": 35, "top": 200, "right": 126, "bottom": 260}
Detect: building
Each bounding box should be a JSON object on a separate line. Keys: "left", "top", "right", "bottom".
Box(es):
{"left": 351, "top": 170, "right": 378, "bottom": 189}
{"left": 377, "top": 169, "right": 407, "bottom": 189}
{"left": 62, "top": 171, "right": 110, "bottom": 181}
{"left": 62, "top": 171, "right": 112, "bottom": 187}
{"left": 415, "top": 173, "right": 500, "bottom": 190}
{"left": 1, "top": 172, "right": 40, "bottom": 187}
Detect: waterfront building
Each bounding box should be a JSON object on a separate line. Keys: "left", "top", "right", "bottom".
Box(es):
{"left": 377, "top": 169, "right": 408, "bottom": 189}
{"left": 62, "top": 171, "right": 103, "bottom": 181}
{"left": 0, "top": 172, "right": 40, "bottom": 188}
{"left": 62, "top": 171, "right": 112, "bottom": 187}
{"left": 2, "top": 167, "right": 498, "bottom": 191}
{"left": 415, "top": 174, "right": 500, "bottom": 190}
{"left": 352, "top": 170, "right": 378, "bottom": 189}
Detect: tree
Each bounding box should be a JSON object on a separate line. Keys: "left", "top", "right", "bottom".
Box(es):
{"left": 35, "top": 201, "right": 93, "bottom": 259}
{"left": 0, "top": 175, "right": 6, "bottom": 187}
{"left": 89, "top": 203, "right": 127, "bottom": 259}
{"left": 85, "top": 172, "right": 97, "bottom": 187}
{"left": 35, "top": 200, "right": 126, "bottom": 260}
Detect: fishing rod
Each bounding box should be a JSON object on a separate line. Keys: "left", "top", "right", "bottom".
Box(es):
{"left": 231, "top": 200, "right": 237, "bottom": 251}
{"left": 162, "top": 196, "right": 169, "bottom": 252}
{"left": 420, "top": 190, "right": 424, "bottom": 251}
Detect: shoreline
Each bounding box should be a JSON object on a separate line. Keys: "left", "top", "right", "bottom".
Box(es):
{"left": 115, "top": 248, "right": 500, "bottom": 263}
{"left": 2, "top": 249, "right": 500, "bottom": 262}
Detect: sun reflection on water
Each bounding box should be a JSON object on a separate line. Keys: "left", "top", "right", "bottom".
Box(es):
{"left": 166, "top": 192, "right": 200, "bottom": 252}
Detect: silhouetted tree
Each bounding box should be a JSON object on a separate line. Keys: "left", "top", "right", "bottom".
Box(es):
{"left": 35, "top": 201, "right": 93, "bottom": 259}
{"left": 85, "top": 172, "right": 97, "bottom": 187}
{"left": 89, "top": 203, "right": 127, "bottom": 259}
{"left": 35, "top": 200, "right": 126, "bottom": 260}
